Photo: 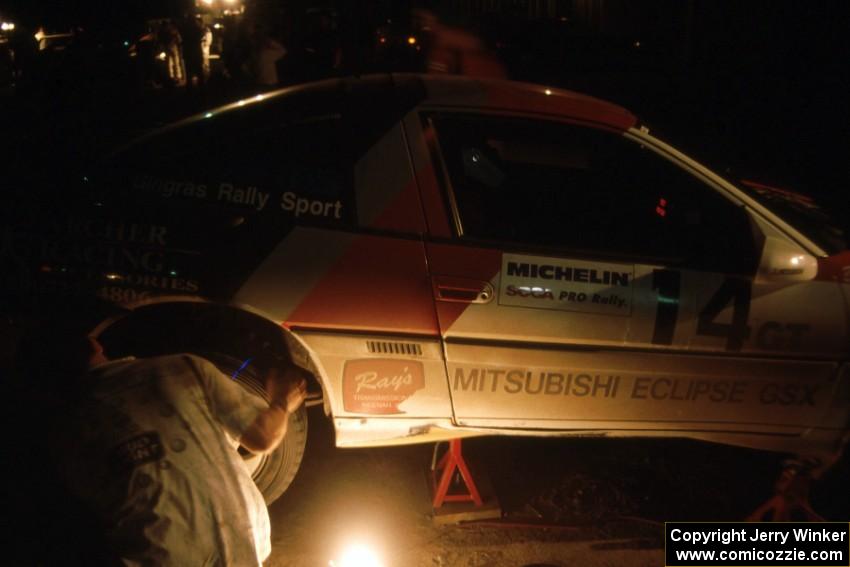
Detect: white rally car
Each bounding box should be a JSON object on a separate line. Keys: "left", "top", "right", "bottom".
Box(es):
{"left": 5, "top": 74, "right": 849, "bottom": 501}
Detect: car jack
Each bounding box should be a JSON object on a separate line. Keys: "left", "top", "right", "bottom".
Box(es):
{"left": 747, "top": 458, "right": 825, "bottom": 522}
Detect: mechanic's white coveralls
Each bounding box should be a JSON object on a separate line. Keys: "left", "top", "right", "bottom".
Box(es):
{"left": 53, "top": 354, "right": 270, "bottom": 566}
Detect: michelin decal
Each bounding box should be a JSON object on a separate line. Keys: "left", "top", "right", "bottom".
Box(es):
{"left": 499, "top": 253, "right": 633, "bottom": 315}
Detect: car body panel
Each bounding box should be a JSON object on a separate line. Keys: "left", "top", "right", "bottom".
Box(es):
{"left": 4, "top": 74, "right": 848, "bottom": 460}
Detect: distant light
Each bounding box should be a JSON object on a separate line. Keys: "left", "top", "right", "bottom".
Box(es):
{"left": 204, "top": 112, "right": 214, "bottom": 118}
{"left": 790, "top": 255, "right": 805, "bottom": 266}
{"left": 169, "top": 270, "right": 178, "bottom": 276}
{"left": 201, "top": 0, "right": 214, "bottom": 5}
{"left": 544, "top": 89, "right": 552, "bottom": 96}
{"left": 330, "top": 543, "right": 384, "bottom": 567}
{"left": 237, "top": 99, "right": 246, "bottom": 106}
{"left": 214, "top": 23, "right": 223, "bottom": 29}
{"left": 407, "top": 36, "right": 417, "bottom": 45}
{"left": 254, "top": 94, "right": 264, "bottom": 101}
{"left": 1, "top": 22, "right": 15, "bottom": 31}
{"left": 157, "top": 51, "right": 167, "bottom": 60}
{"left": 123, "top": 40, "right": 129, "bottom": 47}
{"left": 560, "top": 16, "right": 568, "bottom": 22}
{"left": 634, "top": 40, "right": 641, "bottom": 48}
{"left": 105, "top": 273, "right": 121, "bottom": 280}
{"left": 378, "top": 36, "right": 386, "bottom": 44}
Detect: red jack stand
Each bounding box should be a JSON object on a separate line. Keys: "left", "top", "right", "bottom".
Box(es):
{"left": 431, "top": 439, "right": 483, "bottom": 508}
{"left": 747, "top": 459, "right": 825, "bottom": 522}
{"left": 429, "top": 439, "right": 501, "bottom": 524}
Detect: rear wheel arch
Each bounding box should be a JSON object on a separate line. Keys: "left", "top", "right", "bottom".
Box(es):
{"left": 93, "top": 299, "right": 329, "bottom": 405}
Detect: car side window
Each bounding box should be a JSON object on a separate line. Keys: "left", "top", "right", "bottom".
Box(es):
{"left": 431, "top": 114, "right": 756, "bottom": 274}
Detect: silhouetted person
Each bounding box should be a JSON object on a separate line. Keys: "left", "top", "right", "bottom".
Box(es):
{"left": 414, "top": 9, "right": 506, "bottom": 79}
{"left": 181, "top": 15, "right": 206, "bottom": 88}
{"left": 251, "top": 24, "right": 286, "bottom": 88}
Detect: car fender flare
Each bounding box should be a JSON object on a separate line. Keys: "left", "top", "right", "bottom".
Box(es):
{"left": 91, "top": 295, "right": 333, "bottom": 416}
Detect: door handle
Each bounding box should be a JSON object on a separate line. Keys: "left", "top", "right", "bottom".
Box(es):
{"left": 432, "top": 276, "right": 494, "bottom": 304}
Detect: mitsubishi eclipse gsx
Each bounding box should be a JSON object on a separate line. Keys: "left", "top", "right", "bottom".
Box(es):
{"left": 3, "top": 74, "right": 849, "bottom": 503}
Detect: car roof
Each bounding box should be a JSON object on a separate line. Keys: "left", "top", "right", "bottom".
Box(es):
{"left": 113, "top": 74, "right": 638, "bottom": 160}
{"left": 409, "top": 73, "right": 638, "bottom": 131}
{"left": 178, "top": 74, "right": 638, "bottom": 133}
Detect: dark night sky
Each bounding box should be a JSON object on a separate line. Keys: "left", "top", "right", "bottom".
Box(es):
{"left": 1, "top": 0, "right": 847, "bottom": 206}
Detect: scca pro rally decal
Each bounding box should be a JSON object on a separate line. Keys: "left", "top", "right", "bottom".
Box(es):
{"left": 499, "top": 254, "right": 633, "bottom": 316}
{"left": 342, "top": 359, "right": 425, "bottom": 414}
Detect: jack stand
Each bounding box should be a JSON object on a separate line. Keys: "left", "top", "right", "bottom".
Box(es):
{"left": 431, "top": 439, "right": 483, "bottom": 508}
{"left": 747, "top": 459, "right": 825, "bottom": 522}
{"left": 429, "top": 439, "right": 501, "bottom": 524}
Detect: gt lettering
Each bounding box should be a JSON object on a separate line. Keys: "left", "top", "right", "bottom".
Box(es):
{"left": 759, "top": 383, "right": 818, "bottom": 406}
{"left": 756, "top": 322, "right": 810, "bottom": 350}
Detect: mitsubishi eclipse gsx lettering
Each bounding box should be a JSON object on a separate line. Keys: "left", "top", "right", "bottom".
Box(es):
{"left": 2, "top": 74, "right": 849, "bottom": 503}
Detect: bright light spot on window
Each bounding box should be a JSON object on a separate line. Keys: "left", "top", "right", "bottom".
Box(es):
{"left": 790, "top": 255, "right": 805, "bottom": 266}
{"left": 201, "top": 0, "right": 214, "bottom": 5}
{"left": 544, "top": 89, "right": 552, "bottom": 95}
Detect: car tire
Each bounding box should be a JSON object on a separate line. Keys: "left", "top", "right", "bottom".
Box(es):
{"left": 204, "top": 352, "right": 308, "bottom": 505}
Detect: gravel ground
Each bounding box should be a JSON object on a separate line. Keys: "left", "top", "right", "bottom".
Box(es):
{"left": 265, "top": 409, "right": 849, "bottom": 567}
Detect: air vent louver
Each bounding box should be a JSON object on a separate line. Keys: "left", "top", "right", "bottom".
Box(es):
{"left": 366, "top": 341, "right": 423, "bottom": 356}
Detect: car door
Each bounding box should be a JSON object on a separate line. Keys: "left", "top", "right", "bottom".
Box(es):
{"left": 409, "top": 111, "right": 845, "bottom": 441}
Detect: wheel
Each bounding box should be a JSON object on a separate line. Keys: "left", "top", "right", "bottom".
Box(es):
{"left": 204, "top": 353, "right": 308, "bottom": 505}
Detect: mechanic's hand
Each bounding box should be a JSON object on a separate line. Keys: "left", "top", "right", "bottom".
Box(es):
{"left": 266, "top": 366, "right": 308, "bottom": 413}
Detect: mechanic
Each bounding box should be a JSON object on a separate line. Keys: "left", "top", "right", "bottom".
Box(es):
{"left": 45, "top": 335, "right": 307, "bottom": 566}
